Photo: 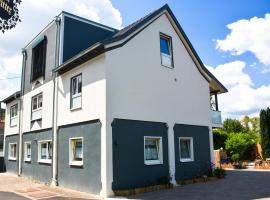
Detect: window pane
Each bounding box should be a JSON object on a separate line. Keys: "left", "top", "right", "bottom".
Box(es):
{"left": 13, "top": 144, "right": 16, "bottom": 157}
{"left": 74, "top": 140, "right": 82, "bottom": 161}
{"left": 78, "top": 75, "right": 82, "bottom": 94}
{"left": 26, "top": 144, "right": 31, "bottom": 158}
{"left": 72, "top": 77, "right": 77, "bottom": 95}
{"left": 180, "top": 139, "right": 191, "bottom": 159}
{"left": 48, "top": 142, "right": 52, "bottom": 160}
{"left": 160, "top": 37, "right": 170, "bottom": 55}
{"left": 33, "top": 97, "right": 37, "bottom": 110}
{"left": 145, "top": 139, "right": 159, "bottom": 160}
{"left": 71, "top": 96, "right": 81, "bottom": 109}
{"left": 38, "top": 95, "right": 42, "bottom": 108}
{"left": 41, "top": 143, "right": 47, "bottom": 159}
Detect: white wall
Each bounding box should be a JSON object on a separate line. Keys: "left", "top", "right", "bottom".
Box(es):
{"left": 21, "top": 81, "right": 54, "bottom": 132}
{"left": 104, "top": 13, "right": 212, "bottom": 195}
{"left": 4, "top": 99, "right": 20, "bottom": 136}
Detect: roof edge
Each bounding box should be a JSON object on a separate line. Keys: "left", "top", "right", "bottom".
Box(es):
{"left": 2, "top": 91, "right": 21, "bottom": 104}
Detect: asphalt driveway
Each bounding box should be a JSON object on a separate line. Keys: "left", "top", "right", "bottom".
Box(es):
{"left": 128, "top": 170, "right": 270, "bottom": 200}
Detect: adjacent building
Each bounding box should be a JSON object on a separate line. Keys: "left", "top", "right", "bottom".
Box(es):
{"left": 2, "top": 4, "right": 227, "bottom": 197}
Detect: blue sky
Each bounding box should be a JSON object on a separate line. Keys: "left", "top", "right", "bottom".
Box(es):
{"left": 0, "top": 0, "right": 269, "bottom": 119}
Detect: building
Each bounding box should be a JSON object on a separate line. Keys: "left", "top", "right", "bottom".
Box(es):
{"left": 2, "top": 4, "right": 227, "bottom": 197}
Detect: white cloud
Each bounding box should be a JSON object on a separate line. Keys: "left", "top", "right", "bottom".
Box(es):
{"left": 207, "top": 61, "right": 270, "bottom": 119}
{"left": 0, "top": 0, "right": 122, "bottom": 101}
{"left": 216, "top": 13, "right": 270, "bottom": 68}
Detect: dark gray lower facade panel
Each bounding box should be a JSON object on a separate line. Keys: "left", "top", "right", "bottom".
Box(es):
{"left": 22, "top": 129, "right": 52, "bottom": 183}
{"left": 112, "top": 119, "right": 169, "bottom": 190}
{"left": 4, "top": 134, "right": 19, "bottom": 174}
{"left": 174, "top": 124, "right": 211, "bottom": 181}
{"left": 58, "top": 120, "right": 102, "bottom": 194}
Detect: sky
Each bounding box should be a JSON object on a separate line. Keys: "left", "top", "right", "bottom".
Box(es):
{"left": 0, "top": 0, "right": 269, "bottom": 119}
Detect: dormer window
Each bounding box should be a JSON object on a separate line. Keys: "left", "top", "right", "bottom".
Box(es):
{"left": 31, "top": 36, "right": 47, "bottom": 82}
{"left": 160, "top": 34, "right": 173, "bottom": 68}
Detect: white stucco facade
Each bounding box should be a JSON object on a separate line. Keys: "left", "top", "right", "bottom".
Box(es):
{"left": 4, "top": 99, "right": 20, "bottom": 136}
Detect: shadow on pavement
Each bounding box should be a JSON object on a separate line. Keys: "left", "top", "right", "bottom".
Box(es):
{"left": 0, "top": 192, "right": 28, "bottom": 200}
{"left": 128, "top": 170, "right": 270, "bottom": 200}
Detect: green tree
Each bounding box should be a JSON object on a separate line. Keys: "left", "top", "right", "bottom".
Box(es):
{"left": 260, "top": 108, "right": 270, "bottom": 159}
{"left": 241, "top": 116, "right": 250, "bottom": 132}
{"left": 213, "top": 129, "right": 228, "bottom": 150}
{"left": 225, "top": 132, "right": 259, "bottom": 161}
{"left": 250, "top": 117, "right": 260, "bottom": 134}
{"left": 223, "top": 118, "right": 244, "bottom": 133}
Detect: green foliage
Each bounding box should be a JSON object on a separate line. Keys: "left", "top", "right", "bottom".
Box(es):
{"left": 223, "top": 119, "right": 244, "bottom": 133}
{"left": 213, "top": 167, "right": 226, "bottom": 178}
{"left": 213, "top": 129, "right": 228, "bottom": 149}
{"left": 225, "top": 132, "right": 259, "bottom": 161}
{"left": 260, "top": 108, "right": 270, "bottom": 159}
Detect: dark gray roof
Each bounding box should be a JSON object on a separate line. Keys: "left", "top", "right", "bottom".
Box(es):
{"left": 2, "top": 91, "right": 21, "bottom": 104}
{"left": 55, "top": 4, "right": 228, "bottom": 93}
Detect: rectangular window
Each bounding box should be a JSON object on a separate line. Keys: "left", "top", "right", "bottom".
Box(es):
{"left": 31, "top": 37, "right": 47, "bottom": 82}
{"left": 70, "top": 74, "right": 82, "bottom": 109}
{"left": 8, "top": 143, "right": 17, "bottom": 160}
{"left": 38, "top": 140, "right": 52, "bottom": 163}
{"left": 10, "top": 104, "right": 18, "bottom": 127}
{"left": 144, "top": 136, "right": 163, "bottom": 165}
{"left": 31, "top": 93, "right": 42, "bottom": 121}
{"left": 179, "top": 137, "right": 194, "bottom": 162}
{"left": 24, "top": 142, "right": 31, "bottom": 162}
{"left": 69, "top": 137, "right": 83, "bottom": 166}
{"left": 160, "top": 34, "right": 173, "bottom": 68}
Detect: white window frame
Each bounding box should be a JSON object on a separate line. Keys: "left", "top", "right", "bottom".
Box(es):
{"left": 8, "top": 143, "right": 17, "bottom": 160}
{"left": 69, "top": 137, "right": 83, "bottom": 166}
{"left": 179, "top": 137, "right": 194, "bottom": 162}
{"left": 24, "top": 141, "right": 31, "bottom": 162}
{"left": 10, "top": 104, "right": 18, "bottom": 127}
{"left": 31, "top": 93, "right": 43, "bottom": 121}
{"left": 37, "top": 140, "right": 52, "bottom": 164}
{"left": 144, "top": 136, "right": 163, "bottom": 165}
{"left": 160, "top": 34, "right": 173, "bottom": 68}
{"left": 70, "top": 74, "right": 82, "bottom": 110}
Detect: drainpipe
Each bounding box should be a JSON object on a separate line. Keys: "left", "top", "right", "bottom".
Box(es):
{"left": 18, "top": 49, "right": 26, "bottom": 176}
{"left": 51, "top": 15, "right": 61, "bottom": 186}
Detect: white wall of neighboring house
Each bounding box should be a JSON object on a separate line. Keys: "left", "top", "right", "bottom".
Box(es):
{"left": 4, "top": 99, "right": 20, "bottom": 136}
{"left": 105, "top": 13, "right": 212, "bottom": 194}
{"left": 21, "top": 81, "right": 54, "bottom": 132}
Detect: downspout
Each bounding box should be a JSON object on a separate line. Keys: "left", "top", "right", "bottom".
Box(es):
{"left": 18, "top": 49, "right": 26, "bottom": 176}
{"left": 51, "top": 15, "right": 61, "bottom": 186}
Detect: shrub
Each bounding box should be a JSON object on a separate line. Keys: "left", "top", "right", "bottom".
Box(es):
{"left": 213, "top": 129, "right": 228, "bottom": 149}
{"left": 225, "top": 132, "right": 259, "bottom": 161}
{"left": 213, "top": 167, "right": 226, "bottom": 178}
{"left": 223, "top": 119, "right": 244, "bottom": 133}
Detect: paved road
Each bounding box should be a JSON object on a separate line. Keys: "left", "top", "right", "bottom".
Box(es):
{"left": 129, "top": 170, "right": 270, "bottom": 200}
{"left": 0, "top": 193, "right": 89, "bottom": 200}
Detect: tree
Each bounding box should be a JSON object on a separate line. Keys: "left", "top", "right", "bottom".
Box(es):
{"left": 213, "top": 129, "right": 228, "bottom": 150}
{"left": 223, "top": 119, "right": 244, "bottom": 133}
{"left": 241, "top": 116, "right": 250, "bottom": 132}
{"left": 250, "top": 117, "right": 260, "bottom": 134}
{"left": 260, "top": 108, "right": 270, "bottom": 159}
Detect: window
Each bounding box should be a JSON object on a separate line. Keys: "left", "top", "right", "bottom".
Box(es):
{"left": 8, "top": 143, "right": 17, "bottom": 160}
{"left": 10, "top": 104, "right": 18, "bottom": 127}
{"left": 69, "top": 138, "right": 83, "bottom": 166}
{"left": 70, "top": 74, "right": 82, "bottom": 109}
{"left": 31, "top": 93, "right": 42, "bottom": 121}
{"left": 160, "top": 34, "right": 173, "bottom": 68}
{"left": 144, "top": 136, "right": 163, "bottom": 165}
{"left": 179, "top": 137, "right": 194, "bottom": 162}
{"left": 24, "top": 142, "right": 31, "bottom": 162}
{"left": 38, "top": 140, "right": 52, "bottom": 163}
{"left": 31, "top": 37, "right": 47, "bottom": 82}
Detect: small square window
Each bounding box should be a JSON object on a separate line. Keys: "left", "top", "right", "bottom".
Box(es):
{"left": 24, "top": 142, "right": 31, "bottom": 162}
{"left": 144, "top": 136, "right": 163, "bottom": 165}
{"left": 70, "top": 74, "right": 82, "bottom": 110}
{"left": 9, "top": 143, "right": 17, "bottom": 160}
{"left": 160, "top": 34, "right": 173, "bottom": 68}
{"left": 179, "top": 137, "right": 194, "bottom": 162}
{"left": 38, "top": 140, "right": 52, "bottom": 163}
{"left": 10, "top": 104, "right": 18, "bottom": 127}
{"left": 69, "top": 138, "right": 83, "bottom": 166}
{"left": 31, "top": 93, "right": 42, "bottom": 121}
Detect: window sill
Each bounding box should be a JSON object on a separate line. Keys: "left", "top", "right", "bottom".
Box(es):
{"left": 69, "top": 161, "right": 83, "bottom": 166}
{"left": 24, "top": 159, "right": 31, "bottom": 163}
{"left": 180, "top": 159, "right": 194, "bottom": 162}
{"left": 144, "top": 160, "right": 163, "bottom": 165}
{"left": 10, "top": 124, "right": 17, "bottom": 128}
{"left": 70, "top": 106, "right": 82, "bottom": 112}
{"left": 8, "top": 157, "right": 16, "bottom": 161}
{"left": 38, "top": 159, "right": 52, "bottom": 164}
{"left": 31, "top": 118, "right": 42, "bottom": 123}
{"left": 161, "top": 64, "right": 174, "bottom": 69}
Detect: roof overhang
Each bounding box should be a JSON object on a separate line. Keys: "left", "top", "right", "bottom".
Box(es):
{"left": 2, "top": 91, "right": 21, "bottom": 104}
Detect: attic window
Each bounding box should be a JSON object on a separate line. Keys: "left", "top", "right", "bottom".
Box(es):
{"left": 160, "top": 34, "right": 173, "bottom": 68}
{"left": 31, "top": 36, "right": 47, "bottom": 82}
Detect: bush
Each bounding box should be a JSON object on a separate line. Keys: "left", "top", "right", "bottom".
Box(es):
{"left": 225, "top": 132, "right": 259, "bottom": 161}
{"left": 223, "top": 119, "right": 244, "bottom": 133}
{"left": 213, "top": 167, "right": 226, "bottom": 178}
{"left": 213, "top": 129, "right": 228, "bottom": 149}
